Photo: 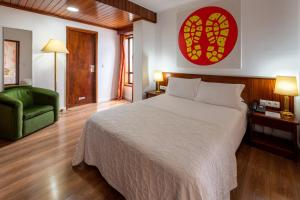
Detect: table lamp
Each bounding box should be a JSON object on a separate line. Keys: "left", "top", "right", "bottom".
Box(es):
{"left": 42, "top": 39, "right": 69, "bottom": 91}
{"left": 154, "top": 70, "right": 163, "bottom": 93}
{"left": 274, "top": 76, "right": 298, "bottom": 117}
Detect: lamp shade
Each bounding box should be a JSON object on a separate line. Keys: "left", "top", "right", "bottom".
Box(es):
{"left": 42, "top": 39, "right": 69, "bottom": 53}
{"left": 154, "top": 70, "right": 163, "bottom": 82}
{"left": 274, "top": 76, "right": 298, "bottom": 96}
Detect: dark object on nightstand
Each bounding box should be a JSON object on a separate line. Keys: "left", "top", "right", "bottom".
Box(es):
{"left": 145, "top": 90, "right": 165, "bottom": 99}
{"left": 249, "top": 111, "right": 299, "bottom": 160}
{"left": 251, "top": 102, "right": 266, "bottom": 113}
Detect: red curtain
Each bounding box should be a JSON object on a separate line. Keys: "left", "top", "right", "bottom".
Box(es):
{"left": 117, "top": 35, "right": 126, "bottom": 100}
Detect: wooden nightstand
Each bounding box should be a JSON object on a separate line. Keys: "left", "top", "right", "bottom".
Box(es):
{"left": 250, "top": 111, "right": 299, "bottom": 160}
{"left": 145, "top": 90, "right": 165, "bottom": 99}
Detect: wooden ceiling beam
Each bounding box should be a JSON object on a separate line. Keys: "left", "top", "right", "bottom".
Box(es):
{"left": 96, "top": 0, "right": 157, "bottom": 23}
{"left": 0, "top": 2, "right": 116, "bottom": 30}
{"left": 117, "top": 24, "right": 133, "bottom": 35}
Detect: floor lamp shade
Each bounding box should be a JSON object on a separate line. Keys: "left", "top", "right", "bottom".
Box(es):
{"left": 42, "top": 39, "right": 69, "bottom": 53}
{"left": 42, "top": 39, "right": 69, "bottom": 91}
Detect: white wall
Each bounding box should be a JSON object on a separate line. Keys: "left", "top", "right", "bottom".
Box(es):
{"left": 153, "top": 0, "right": 299, "bottom": 77}
{"left": 133, "top": 20, "right": 157, "bottom": 101}
{"left": 133, "top": 0, "right": 300, "bottom": 145}
{"left": 133, "top": 21, "right": 144, "bottom": 102}
{"left": 123, "top": 86, "right": 133, "bottom": 101}
{"left": 0, "top": 6, "right": 119, "bottom": 108}
{"left": 135, "top": 0, "right": 300, "bottom": 108}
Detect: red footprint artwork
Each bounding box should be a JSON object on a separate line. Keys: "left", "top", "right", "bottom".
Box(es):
{"left": 178, "top": 6, "right": 238, "bottom": 65}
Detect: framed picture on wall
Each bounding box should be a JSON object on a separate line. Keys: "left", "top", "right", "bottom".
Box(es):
{"left": 3, "top": 40, "right": 19, "bottom": 85}
{"left": 176, "top": 0, "right": 241, "bottom": 69}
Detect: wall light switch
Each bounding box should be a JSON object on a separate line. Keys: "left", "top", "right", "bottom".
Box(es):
{"left": 260, "top": 99, "right": 267, "bottom": 106}
{"left": 160, "top": 85, "right": 167, "bottom": 90}
{"left": 271, "top": 101, "right": 280, "bottom": 108}
{"left": 266, "top": 101, "right": 272, "bottom": 107}
{"left": 260, "top": 99, "right": 280, "bottom": 108}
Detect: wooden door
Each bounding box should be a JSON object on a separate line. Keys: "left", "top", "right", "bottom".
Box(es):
{"left": 66, "top": 27, "right": 97, "bottom": 108}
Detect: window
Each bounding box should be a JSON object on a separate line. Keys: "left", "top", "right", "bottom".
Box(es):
{"left": 124, "top": 35, "right": 133, "bottom": 85}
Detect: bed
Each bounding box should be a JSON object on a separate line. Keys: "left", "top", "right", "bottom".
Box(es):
{"left": 72, "top": 93, "right": 248, "bottom": 200}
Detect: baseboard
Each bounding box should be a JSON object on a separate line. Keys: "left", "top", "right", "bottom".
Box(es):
{"left": 59, "top": 97, "right": 116, "bottom": 110}
{"left": 123, "top": 96, "right": 133, "bottom": 102}
{"left": 98, "top": 96, "right": 117, "bottom": 103}
{"left": 59, "top": 107, "right": 66, "bottom": 112}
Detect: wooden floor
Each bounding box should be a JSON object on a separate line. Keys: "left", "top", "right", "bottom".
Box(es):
{"left": 0, "top": 101, "right": 299, "bottom": 200}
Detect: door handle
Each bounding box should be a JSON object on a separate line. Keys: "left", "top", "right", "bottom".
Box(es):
{"left": 90, "top": 65, "right": 95, "bottom": 73}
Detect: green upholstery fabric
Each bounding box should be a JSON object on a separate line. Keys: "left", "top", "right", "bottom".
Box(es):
{"left": 23, "top": 111, "right": 54, "bottom": 136}
{"left": 3, "top": 86, "right": 34, "bottom": 108}
{"left": 0, "top": 97, "right": 23, "bottom": 140}
{"left": 32, "top": 88, "right": 59, "bottom": 121}
{"left": 23, "top": 105, "right": 54, "bottom": 120}
{"left": 0, "top": 86, "right": 59, "bottom": 140}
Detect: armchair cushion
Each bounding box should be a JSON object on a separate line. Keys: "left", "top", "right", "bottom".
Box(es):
{"left": 23, "top": 105, "right": 54, "bottom": 120}
{"left": 23, "top": 111, "right": 54, "bottom": 135}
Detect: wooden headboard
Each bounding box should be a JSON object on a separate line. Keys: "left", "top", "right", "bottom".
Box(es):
{"left": 161, "top": 72, "right": 294, "bottom": 112}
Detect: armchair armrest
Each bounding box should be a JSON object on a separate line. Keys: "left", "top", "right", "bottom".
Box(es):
{"left": 0, "top": 94, "right": 23, "bottom": 140}
{"left": 32, "top": 87, "right": 59, "bottom": 121}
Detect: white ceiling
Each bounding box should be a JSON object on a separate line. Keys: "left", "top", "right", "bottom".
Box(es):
{"left": 130, "top": 0, "right": 197, "bottom": 12}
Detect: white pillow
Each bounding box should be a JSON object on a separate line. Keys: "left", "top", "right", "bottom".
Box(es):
{"left": 194, "top": 81, "right": 245, "bottom": 110}
{"left": 166, "top": 77, "right": 201, "bottom": 99}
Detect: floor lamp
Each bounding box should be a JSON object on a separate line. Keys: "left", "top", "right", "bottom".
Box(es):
{"left": 42, "top": 39, "right": 69, "bottom": 91}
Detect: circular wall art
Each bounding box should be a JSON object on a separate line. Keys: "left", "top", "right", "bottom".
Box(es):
{"left": 178, "top": 6, "right": 238, "bottom": 65}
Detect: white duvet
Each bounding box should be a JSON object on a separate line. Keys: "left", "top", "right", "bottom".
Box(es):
{"left": 73, "top": 94, "right": 247, "bottom": 200}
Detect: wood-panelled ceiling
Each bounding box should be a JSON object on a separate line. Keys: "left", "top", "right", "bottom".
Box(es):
{"left": 0, "top": 0, "right": 157, "bottom": 30}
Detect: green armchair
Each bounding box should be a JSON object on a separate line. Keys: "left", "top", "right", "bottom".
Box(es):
{"left": 0, "top": 85, "right": 59, "bottom": 140}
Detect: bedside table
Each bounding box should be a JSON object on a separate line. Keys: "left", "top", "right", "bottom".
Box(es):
{"left": 145, "top": 90, "right": 165, "bottom": 99}
{"left": 250, "top": 111, "right": 299, "bottom": 160}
